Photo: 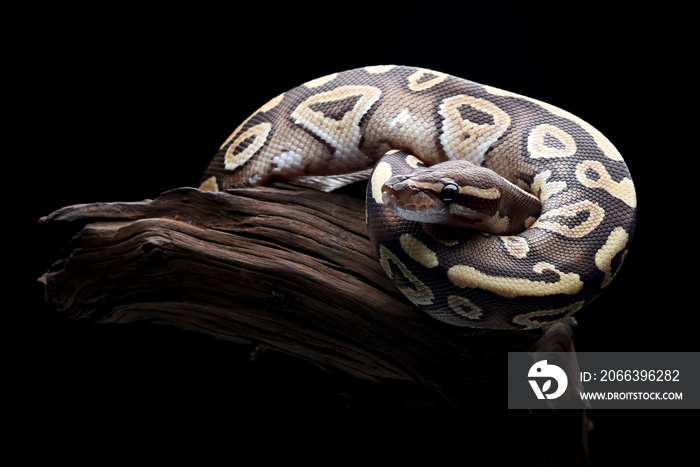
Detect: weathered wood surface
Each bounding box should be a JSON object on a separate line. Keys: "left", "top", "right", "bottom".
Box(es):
{"left": 38, "top": 185, "right": 579, "bottom": 395}
{"left": 38, "top": 184, "right": 590, "bottom": 463}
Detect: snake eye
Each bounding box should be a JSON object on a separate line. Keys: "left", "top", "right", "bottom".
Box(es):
{"left": 440, "top": 183, "right": 460, "bottom": 204}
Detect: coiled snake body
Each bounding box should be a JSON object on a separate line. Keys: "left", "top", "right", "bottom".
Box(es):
{"left": 200, "top": 65, "right": 636, "bottom": 330}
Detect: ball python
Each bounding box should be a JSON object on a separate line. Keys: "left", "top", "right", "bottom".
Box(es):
{"left": 199, "top": 65, "right": 637, "bottom": 330}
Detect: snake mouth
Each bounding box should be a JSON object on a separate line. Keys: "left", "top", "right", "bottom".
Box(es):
{"left": 382, "top": 184, "right": 433, "bottom": 208}
{"left": 381, "top": 185, "right": 449, "bottom": 223}
{"left": 397, "top": 199, "right": 430, "bottom": 211}
{"left": 392, "top": 194, "right": 436, "bottom": 212}
{"left": 382, "top": 178, "right": 438, "bottom": 207}
{"left": 382, "top": 183, "right": 496, "bottom": 229}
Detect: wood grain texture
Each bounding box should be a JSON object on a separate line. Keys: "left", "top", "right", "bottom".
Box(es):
{"left": 38, "top": 185, "right": 576, "bottom": 390}
{"left": 38, "top": 184, "right": 591, "bottom": 463}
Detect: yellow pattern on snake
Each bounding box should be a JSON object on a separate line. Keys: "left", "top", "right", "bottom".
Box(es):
{"left": 200, "top": 65, "right": 636, "bottom": 330}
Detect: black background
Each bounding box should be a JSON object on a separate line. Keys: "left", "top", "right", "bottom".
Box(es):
{"left": 14, "top": 2, "right": 694, "bottom": 464}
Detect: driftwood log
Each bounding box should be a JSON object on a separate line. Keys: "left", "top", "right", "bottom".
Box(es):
{"left": 39, "top": 184, "right": 591, "bottom": 465}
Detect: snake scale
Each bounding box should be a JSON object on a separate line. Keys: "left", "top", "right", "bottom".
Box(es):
{"left": 200, "top": 65, "right": 636, "bottom": 330}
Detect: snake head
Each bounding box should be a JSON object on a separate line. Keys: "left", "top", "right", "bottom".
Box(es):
{"left": 382, "top": 161, "right": 541, "bottom": 235}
